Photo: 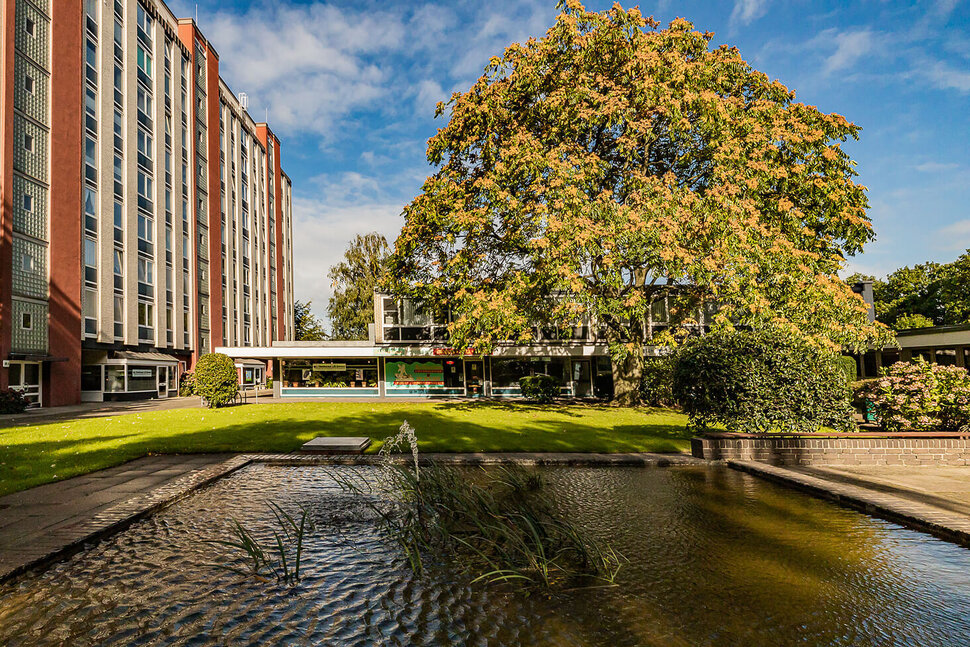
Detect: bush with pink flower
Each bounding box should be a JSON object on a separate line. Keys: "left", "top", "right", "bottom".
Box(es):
{"left": 860, "top": 359, "right": 970, "bottom": 432}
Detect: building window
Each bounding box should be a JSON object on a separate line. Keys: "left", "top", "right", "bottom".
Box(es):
{"left": 136, "top": 44, "right": 152, "bottom": 78}
{"left": 137, "top": 171, "right": 153, "bottom": 199}
{"left": 138, "top": 256, "right": 154, "bottom": 284}
{"left": 23, "top": 133, "right": 33, "bottom": 152}
{"left": 84, "top": 289, "right": 98, "bottom": 335}
{"left": 24, "top": 17, "right": 34, "bottom": 37}
{"left": 85, "top": 136, "right": 97, "bottom": 168}
{"left": 137, "top": 213, "right": 154, "bottom": 243}
{"left": 84, "top": 237, "right": 98, "bottom": 285}
{"left": 22, "top": 194, "right": 33, "bottom": 212}
{"left": 23, "top": 75, "right": 34, "bottom": 94}
{"left": 21, "top": 312, "right": 32, "bottom": 330}
{"left": 21, "top": 253, "right": 33, "bottom": 272}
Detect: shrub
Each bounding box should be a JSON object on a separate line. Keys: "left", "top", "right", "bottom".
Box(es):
{"left": 194, "top": 353, "right": 239, "bottom": 408}
{"left": 638, "top": 356, "right": 675, "bottom": 407}
{"left": 860, "top": 359, "right": 970, "bottom": 432}
{"left": 519, "top": 374, "right": 559, "bottom": 403}
{"left": 265, "top": 377, "right": 273, "bottom": 389}
{"left": 837, "top": 355, "right": 858, "bottom": 385}
{"left": 178, "top": 371, "right": 196, "bottom": 397}
{"left": 0, "top": 388, "right": 29, "bottom": 414}
{"left": 671, "top": 328, "right": 854, "bottom": 433}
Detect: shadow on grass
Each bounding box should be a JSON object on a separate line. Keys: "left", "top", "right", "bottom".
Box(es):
{"left": 0, "top": 405, "right": 692, "bottom": 495}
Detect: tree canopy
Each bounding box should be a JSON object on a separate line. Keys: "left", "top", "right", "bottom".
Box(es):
{"left": 294, "top": 300, "right": 327, "bottom": 341}
{"left": 386, "top": 1, "right": 891, "bottom": 403}
{"left": 328, "top": 233, "right": 389, "bottom": 340}
{"left": 847, "top": 249, "right": 970, "bottom": 330}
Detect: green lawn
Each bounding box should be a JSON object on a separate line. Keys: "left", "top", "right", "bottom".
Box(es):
{"left": 0, "top": 401, "right": 692, "bottom": 496}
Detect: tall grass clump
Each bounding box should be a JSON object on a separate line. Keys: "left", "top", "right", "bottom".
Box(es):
{"left": 208, "top": 502, "right": 314, "bottom": 585}
{"left": 335, "top": 421, "right": 622, "bottom": 589}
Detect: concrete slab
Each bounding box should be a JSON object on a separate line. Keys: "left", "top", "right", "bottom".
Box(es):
{"left": 301, "top": 436, "right": 372, "bottom": 454}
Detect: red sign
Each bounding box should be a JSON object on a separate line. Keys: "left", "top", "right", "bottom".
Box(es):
{"left": 431, "top": 348, "right": 479, "bottom": 356}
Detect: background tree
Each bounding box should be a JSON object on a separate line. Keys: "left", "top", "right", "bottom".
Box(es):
{"left": 328, "top": 233, "right": 389, "bottom": 340}
{"left": 194, "top": 353, "right": 239, "bottom": 409}
{"left": 847, "top": 250, "right": 970, "bottom": 330}
{"left": 387, "top": 1, "right": 890, "bottom": 405}
{"left": 294, "top": 300, "right": 327, "bottom": 341}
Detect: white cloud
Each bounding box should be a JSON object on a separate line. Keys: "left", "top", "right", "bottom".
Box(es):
{"left": 730, "top": 0, "right": 770, "bottom": 28}
{"left": 914, "top": 161, "right": 960, "bottom": 173}
{"left": 823, "top": 29, "right": 878, "bottom": 74}
{"left": 921, "top": 59, "right": 970, "bottom": 93}
{"left": 936, "top": 219, "right": 970, "bottom": 250}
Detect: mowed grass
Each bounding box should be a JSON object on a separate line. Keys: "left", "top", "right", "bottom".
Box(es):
{"left": 0, "top": 401, "right": 692, "bottom": 496}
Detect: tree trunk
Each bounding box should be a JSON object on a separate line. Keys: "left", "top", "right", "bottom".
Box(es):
{"left": 611, "top": 345, "right": 644, "bottom": 407}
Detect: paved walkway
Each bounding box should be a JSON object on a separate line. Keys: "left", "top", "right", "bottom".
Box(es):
{"left": 0, "top": 396, "right": 203, "bottom": 428}
{"left": 0, "top": 454, "right": 238, "bottom": 582}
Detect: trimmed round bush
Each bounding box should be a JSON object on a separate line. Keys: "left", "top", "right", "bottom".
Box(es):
{"left": 671, "top": 328, "right": 854, "bottom": 433}
{"left": 0, "top": 388, "right": 30, "bottom": 414}
{"left": 194, "top": 353, "right": 239, "bottom": 408}
{"left": 860, "top": 359, "right": 970, "bottom": 432}
{"left": 519, "top": 374, "right": 559, "bottom": 403}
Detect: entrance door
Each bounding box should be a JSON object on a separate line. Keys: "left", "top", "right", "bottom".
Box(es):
{"left": 572, "top": 360, "right": 593, "bottom": 398}
{"left": 158, "top": 366, "right": 168, "bottom": 398}
{"left": 465, "top": 360, "right": 484, "bottom": 397}
{"left": 9, "top": 362, "right": 42, "bottom": 407}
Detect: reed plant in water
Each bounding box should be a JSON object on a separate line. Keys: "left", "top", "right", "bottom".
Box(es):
{"left": 208, "top": 502, "right": 314, "bottom": 585}
{"left": 335, "top": 422, "right": 623, "bottom": 589}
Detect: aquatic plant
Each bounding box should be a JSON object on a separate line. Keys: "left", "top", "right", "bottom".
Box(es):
{"left": 208, "top": 502, "right": 314, "bottom": 585}
{"left": 336, "top": 424, "right": 623, "bottom": 589}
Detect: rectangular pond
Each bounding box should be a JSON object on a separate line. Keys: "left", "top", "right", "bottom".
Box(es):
{"left": 1, "top": 464, "right": 969, "bottom": 646}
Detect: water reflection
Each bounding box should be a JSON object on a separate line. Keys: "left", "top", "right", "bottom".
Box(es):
{"left": 1, "top": 465, "right": 969, "bottom": 646}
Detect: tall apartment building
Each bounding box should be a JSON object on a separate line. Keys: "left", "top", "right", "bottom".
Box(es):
{"left": 0, "top": 0, "right": 294, "bottom": 407}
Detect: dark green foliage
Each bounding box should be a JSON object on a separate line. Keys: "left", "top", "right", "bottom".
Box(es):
{"left": 638, "top": 356, "right": 675, "bottom": 407}
{"left": 328, "top": 233, "right": 389, "bottom": 340}
{"left": 294, "top": 300, "right": 327, "bottom": 341}
{"left": 334, "top": 462, "right": 622, "bottom": 588}
{"left": 0, "top": 388, "right": 29, "bottom": 414}
{"left": 519, "top": 374, "right": 559, "bottom": 403}
{"left": 837, "top": 356, "right": 858, "bottom": 385}
{"left": 671, "top": 328, "right": 854, "bottom": 433}
{"left": 194, "top": 353, "right": 239, "bottom": 409}
{"left": 178, "top": 371, "right": 196, "bottom": 397}
{"left": 847, "top": 250, "right": 970, "bottom": 329}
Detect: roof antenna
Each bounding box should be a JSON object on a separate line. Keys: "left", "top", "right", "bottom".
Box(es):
{"left": 195, "top": 4, "right": 198, "bottom": 23}
{"left": 265, "top": 107, "right": 268, "bottom": 122}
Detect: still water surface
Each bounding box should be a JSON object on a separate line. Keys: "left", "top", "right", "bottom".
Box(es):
{"left": 1, "top": 465, "right": 969, "bottom": 646}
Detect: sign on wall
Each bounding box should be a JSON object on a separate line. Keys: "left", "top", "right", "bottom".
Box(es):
{"left": 312, "top": 363, "right": 346, "bottom": 371}
{"left": 385, "top": 361, "right": 444, "bottom": 387}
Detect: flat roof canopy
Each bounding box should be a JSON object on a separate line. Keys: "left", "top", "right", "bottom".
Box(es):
{"left": 215, "top": 344, "right": 616, "bottom": 359}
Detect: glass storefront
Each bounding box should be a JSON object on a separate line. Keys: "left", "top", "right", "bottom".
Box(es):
{"left": 281, "top": 359, "right": 378, "bottom": 389}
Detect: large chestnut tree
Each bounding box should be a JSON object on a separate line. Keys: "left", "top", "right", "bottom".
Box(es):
{"left": 387, "top": 1, "right": 892, "bottom": 405}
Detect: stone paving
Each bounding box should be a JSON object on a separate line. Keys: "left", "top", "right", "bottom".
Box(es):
{"left": 0, "top": 454, "right": 243, "bottom": 582}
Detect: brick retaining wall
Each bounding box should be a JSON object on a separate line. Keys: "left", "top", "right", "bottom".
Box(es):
{"left": 692, "top": 433, "right": 970, "bottom": 466}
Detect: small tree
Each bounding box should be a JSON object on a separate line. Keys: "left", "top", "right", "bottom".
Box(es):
{"left": 671, "top": 328, "right": 854, "bottom": 433}
{"left": 328, "top": 233, "right": 389, "bottom": 340}
{"left": 294, "top": 300, "right": 327, "bottom": 341}
{"left": 195, "top": 353, "right": 239, "bottom": 408}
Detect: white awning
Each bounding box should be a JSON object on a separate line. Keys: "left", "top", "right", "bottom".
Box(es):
{"left": 113, "top": 351, "right": 181, "bottom": 365}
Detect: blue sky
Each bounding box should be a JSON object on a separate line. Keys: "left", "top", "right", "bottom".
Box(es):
{"left": 168, "top": 0, "right": 970, "bottom": 321}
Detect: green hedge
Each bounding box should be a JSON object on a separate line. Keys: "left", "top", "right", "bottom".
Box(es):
{"left": 671, "top": 328, "right": 854, "bottom": 433}
{"left": 519, "top": 374, "right": 559, "bottom": 403}
{"left": 194, "top": 353, "right": 239, "bottom": 409}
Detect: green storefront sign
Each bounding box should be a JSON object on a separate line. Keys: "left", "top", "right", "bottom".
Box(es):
{"left": 385, "top": 361, "right": 445, "bottom": 388}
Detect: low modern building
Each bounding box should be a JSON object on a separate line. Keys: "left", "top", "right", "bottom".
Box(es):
{"left": 218, "top": 294, "right": 712, "bottom": 400}
{"left": 1, "top": 0, "right": 294, "bottom": 406}
{"left": 854, "top": 324, "right": 970, "bottom": 378}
